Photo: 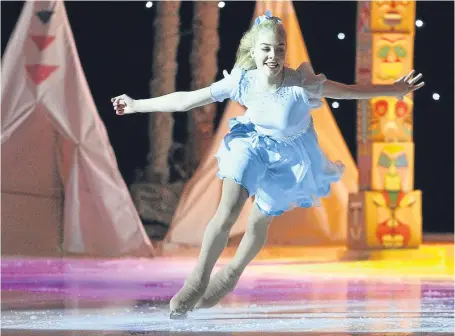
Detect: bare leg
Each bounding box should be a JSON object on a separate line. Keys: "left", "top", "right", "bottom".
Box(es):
{"left": 195, "top": 202, "right": 273, "bottom": 309}
{"left": 169, "top": 178, "right": 248, "bottom": 318}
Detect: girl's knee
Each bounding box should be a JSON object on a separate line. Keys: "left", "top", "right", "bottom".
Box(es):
{"left": 211, "top": 179, "right": 249, "bottom": 232}
{"left": 214, "top": 205, "right": 243, "bottom": 231}
{"left": 219, "top": 179, "right": 248, "bottom": 214}
{"left": 245, "top": 221, "right": 270, "bottom": 238}
{"left": 245, "top": 209, "right": 273, "bottom": 237}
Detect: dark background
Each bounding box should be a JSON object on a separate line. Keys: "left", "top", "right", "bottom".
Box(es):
{"left": 2, "top": 1, "right": 453, "bottom": 233}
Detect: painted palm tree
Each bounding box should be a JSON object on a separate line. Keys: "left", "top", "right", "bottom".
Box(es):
{"left": 131, "top": 1, "right": 182, "bottom": 246}
{"left": 146, "top": 0, "right": 182, "bottom": 184}
{"left": 186, "top": 1, "right": 220, "bottom": 172}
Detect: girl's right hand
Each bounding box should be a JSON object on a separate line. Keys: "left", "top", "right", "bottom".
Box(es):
{"left": 111, "top": 94, "right": 135, "bottom": 115}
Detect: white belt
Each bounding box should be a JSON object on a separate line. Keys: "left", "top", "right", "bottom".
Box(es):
{"left": 265, "top": 118, "right": 313, "bottom": 142}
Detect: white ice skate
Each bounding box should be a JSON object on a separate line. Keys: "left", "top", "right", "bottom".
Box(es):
{"left": 169, "top": 272, "right": 209, "bottom": 319}
{"left": 195, "top": 266, "right": 242, "bottom": 309}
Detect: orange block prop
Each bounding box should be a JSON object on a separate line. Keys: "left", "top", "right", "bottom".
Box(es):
{"left": 370, "top": 0, "right": 416, "bottom": 33}
{"left": 372, "top": 34, "right": 415, "bottom": 84}
{"left": 369, "top": 96, "right": 413, "bottom": 142}
{"left": 371, "top": 142, "right": 415, "bottom": 192}
{"left": 348, "top": 190, "right": 422, "bottom": 249}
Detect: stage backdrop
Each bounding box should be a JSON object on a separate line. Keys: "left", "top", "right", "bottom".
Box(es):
{"left": 1, "top": 0, "right": 154, "bottom": 257}
{"left": 165, "top": 0, "right": 358, "bottom": 247}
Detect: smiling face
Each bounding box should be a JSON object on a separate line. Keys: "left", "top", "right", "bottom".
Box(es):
{"left": 250, "top": 27, "right": 286, "bottom": 79}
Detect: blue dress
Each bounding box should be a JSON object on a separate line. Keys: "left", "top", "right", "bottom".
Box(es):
{"left": 209, "top": 62, "right": 344, "bottom": 216}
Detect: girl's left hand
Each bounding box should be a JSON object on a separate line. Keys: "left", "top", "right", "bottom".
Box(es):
{"left": 394, "top": 70, "right": 425, "bottom": 101}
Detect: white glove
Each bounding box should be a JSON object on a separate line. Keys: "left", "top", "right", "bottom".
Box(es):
{"left": 111, "top": 94, "right": 136, "bottom": 115}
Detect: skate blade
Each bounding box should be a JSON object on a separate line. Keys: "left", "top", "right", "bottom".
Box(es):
{"left": 194, "top": 301, "right": 214, "bottom": 310}
{"left": 169, "top": 310, "right": 188, "bottom": 320}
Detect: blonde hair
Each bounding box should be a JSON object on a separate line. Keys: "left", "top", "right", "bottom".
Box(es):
{"left": 234, "top": 17, "right": 285, "bottom": 71}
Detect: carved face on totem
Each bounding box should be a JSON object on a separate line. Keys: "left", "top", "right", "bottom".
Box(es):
{"left": 374, "top": 35, "right": 412, "bottom": 81}
{"left": 376, "top": 144, "right": 409, "bottom": 192}
{"left": 371, "top": 0, "right": 414, "bottom": 31}
{"left": 376, "top": 218, "right": 411, "bottom": 248}
{"left": 369, "top": 96, "right": 413, "bottom": 142}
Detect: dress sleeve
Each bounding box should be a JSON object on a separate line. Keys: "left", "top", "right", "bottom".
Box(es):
{"left": 296, "top": 62, "right": 327, "bottom": 108}
{"left": 209, "top": 67, "right": 246, "bottom": 103}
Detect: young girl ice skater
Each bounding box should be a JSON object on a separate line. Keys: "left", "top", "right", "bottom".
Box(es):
{"left": 112, "top": 11, "right": 424, "bottom": 319}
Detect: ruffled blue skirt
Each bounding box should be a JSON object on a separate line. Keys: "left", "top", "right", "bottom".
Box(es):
{"left": 215, "top": 116, "right": 344, "bottom": 216}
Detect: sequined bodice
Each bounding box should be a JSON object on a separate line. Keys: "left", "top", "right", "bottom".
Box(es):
{"left": 241, "top": 68, "right": 312, "bottom": 137}
{"left": 209, "top": 63, "right": 326, "bottom": 138}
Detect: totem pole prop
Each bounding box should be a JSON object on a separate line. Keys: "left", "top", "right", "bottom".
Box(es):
{"left": 348, "top": 1, "right": 422, "bottom": 249}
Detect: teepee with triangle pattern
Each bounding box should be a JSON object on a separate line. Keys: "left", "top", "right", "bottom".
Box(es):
{"left": 1, "top": 1, "right": 154, "bottom": 257}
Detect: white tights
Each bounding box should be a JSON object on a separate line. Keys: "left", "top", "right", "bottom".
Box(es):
{"left": 169, "top": 178, "right": 273, "bottom": 316}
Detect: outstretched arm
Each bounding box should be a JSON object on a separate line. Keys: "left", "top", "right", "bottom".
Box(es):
{"left": 112, "top": 87, "right": 215, "bottom": 115}
{"left": 322, "top": 70, "right": 424, "bottom": 101}
{"left": 112, "top": 68, "right": 242, "bottom": 115}
{"left": 135, "top": 88, "right": 215, "bottom": 113}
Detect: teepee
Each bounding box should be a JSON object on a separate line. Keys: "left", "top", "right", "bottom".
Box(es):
{"left": 1, "top": 1, "right": 154, "bottom": 257}
{"left": 165, "top": 0, "right": 358, "bottom": 247}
